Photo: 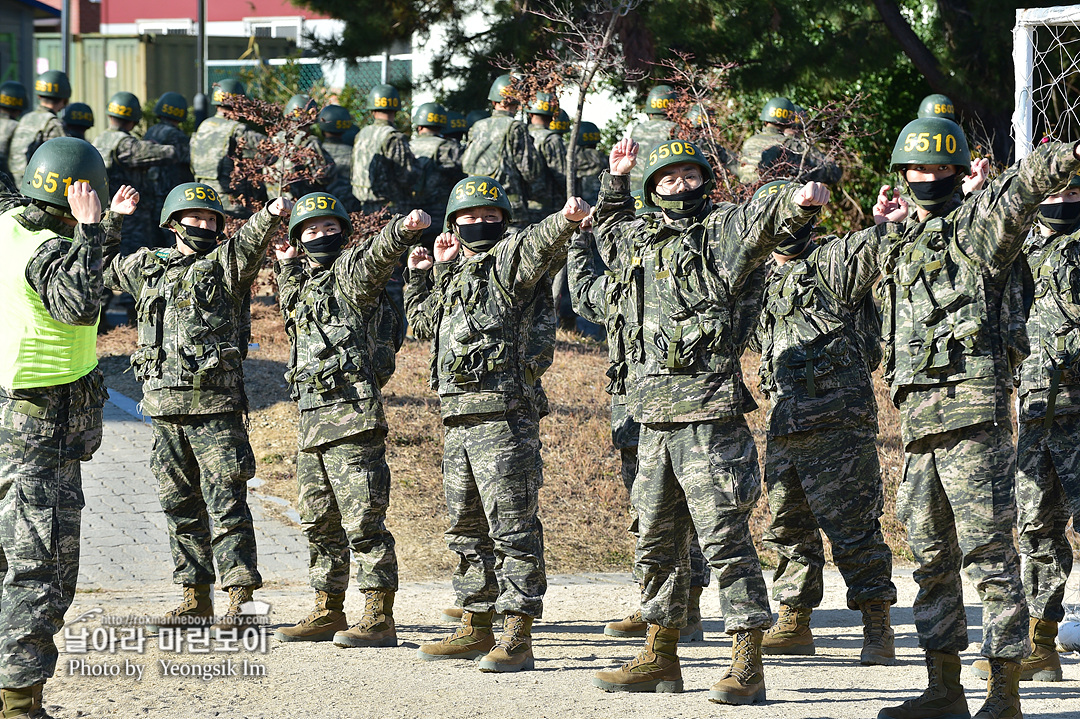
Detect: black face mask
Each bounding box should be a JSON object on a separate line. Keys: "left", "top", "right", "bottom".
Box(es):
{"left": 906, "top": 175, "right": 957, "bottom": 211}
{"left": 1037, "top": 201, "right": 1080, "bottom": 233}
{"left": 456, "top": 221, "right": 505, "bottom": 253}
{"left": 651, "top": 183, "right": 709, "bottom": 219}
{"left": 172, "top": 221, "right": 222, "bottom": 254}
{"left": 776, "top": 221, "right": 815, "bottom": 257}
{"left": 302, "top": 232, "right": 347, "bottom": 265}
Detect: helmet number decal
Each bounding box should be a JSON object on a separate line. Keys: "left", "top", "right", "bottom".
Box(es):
{"left": 456, "top": 180, "right": 500, "bottom": 201}
{"left": 904, "top": 132, "right": 957, "bottom": 154}
{"left": 183, "top": 186, "right": 219, "bottom": 202}
{"left": 32, "top": 169, "right": 90, "bottom": 195}
{"left": 648, "top": 141, "right": 696, "bottom": 166}
{"left": 108, "top": 102, "right": 134, "bottom": 117}
{"left": 300, "top": 195, "right": 337, "bottom": 213}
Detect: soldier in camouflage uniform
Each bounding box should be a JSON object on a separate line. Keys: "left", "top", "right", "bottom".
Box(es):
{"left": 0, "top": 138, "right": 135, "bottom": 718}
{"left": 526, "top": 93, "right": 566, "bottom": 224}
{"left": 461, "top": 75, "right": 542, "bottom": 228}
{"left": 970, "top": 174, "right": 1080, "bottom": 686}
{"left": 444, "top": 110, "right": 467, "bottom": 143}
{"left": 590, "top": 138, "right": 829, "bottom": 703}
{"left": 406, "top": 175, "right": 589, "bottom": 673}
{"left": 874, "top": 120, "right": 1080, "bottom": 719}
{"left": 7, "top": 71, "right": 70, "bottom": 188}
{"left": 144, "top": 92, "right": 195, "bottom": 248}
{"left": 574, "top": 121, "right": 606, "bottom": 206}
{"left": 189, "top": 79, "right": 265, "bottom": 219}
{"left": 627, "top": 85, "right": 676, "bottom": 189}
{"left": 273, "top": 192, "right": 428, "bottom": 648}
{"left": 266, "top": 94, "right": 335, "bottom": 201}
{"left": 0, "top": 81, "right": 26, "bottom": 174}
{"left": 60, "top": 103, "right": 93, "bottom": 141}
{"left": 104, "top": 182, "right": 294, "bottom": 632}
{"left": 317, "top": 105, "right": 359, "bottom": 213}
{"left": 738, "top": 97, "right": 842, "bottom": 186}
{"left": 350, "top": 84, "right": 416, "bottom": 215}
{"left": 918, "top": 93, "right": 957, "bottom": 121}
{"left": 744, "top": 179, "right": 898, "bottom": 665}
{"left": 410, "top": 102, "right": 464, "bottom": 248}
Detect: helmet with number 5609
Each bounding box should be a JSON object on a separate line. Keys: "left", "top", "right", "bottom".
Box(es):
{"left": 889, "top": 117, "right": 970, "bottom": 175}
{"left": 288, "top": 191, "right": 352, "bottom": 243}
{"left": 641, "top": 139, "right": 715, "bottom": 201}
{"left": 21, "top": 137, "right": 108, "bottom": 210}
{"left": 160, "top": 182, "right": 226, "bottom": 229}
{"left": 444, "top": 176, "right": 513, "bottom": 230}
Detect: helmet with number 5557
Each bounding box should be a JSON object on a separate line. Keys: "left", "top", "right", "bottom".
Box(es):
{"left": 288, "top": 191, "right": 352, "bottom": 244}
{"left": 444, "top": 176, "right": 513, "bottom": 230}
{"left": 641, "top": 139, "right": 715, "bottom": 203}
{"left": 889, "top": 117, "right": 970, "bottom": 175}
{"left": 21, "top": 137, "right": 108, "bottom": 210}
{"left": 160, "top": 182, "right": 226, "bottom": 229}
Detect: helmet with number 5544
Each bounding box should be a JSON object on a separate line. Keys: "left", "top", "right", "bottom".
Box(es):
{"left": 160, "top": 182, "right": 226, "bottom": 229}
{"left": 444, "top": 176, "right": 513, "bottom": 230}
{"left": 21, "top": 137, "right": 108, "bottom": 210}
{"left": 288, "top": 191, "right": 352, "bottom": 244}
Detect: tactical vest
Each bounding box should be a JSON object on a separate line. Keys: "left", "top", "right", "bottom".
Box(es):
{"left": 0, "top": 117, "right": 18, "bottom": 170}
{"left": 93, "top": 130, "right": 134, "bottom": 189}
{"left": 0, "top": 209, "right": 98, "bottom": 389}
{"left": 600, "top": 262, "right": 638, "bottom": 396}
{"left": 190, "top": 116, "right": 241, "bottom": 188}
{"left": 351, "top": 122, "right": 397, "bottom": 203}
{"left": 461, "top": 115, "right": 528, "bottom": 211}
{"left": 129, "top": 249, "right": 245, "bottom": 413}
{"left": 8, "top": 110, "right": 60, "bottom": 181}
{"left": 323, "top": 140, "right": 354, "bottom": 205}
{"left": 410, "top": 134, "right": 454, "bottom": 211}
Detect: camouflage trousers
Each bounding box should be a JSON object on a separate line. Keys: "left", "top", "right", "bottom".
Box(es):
{"left": 613, "top": 397, "right": 709, "bottom": 588}
{"left": 1016, "top": 413, "right": 1080, "bottom": 623}
{"left": 762, "top": 423, "right": 896, "bottom": 610}
{"left": 634, "top": 417, "right": 770, "bottom": 632}
{"left": 443, "top": 409, "right": 546, "bottom": 618}
{"left": 296, "top": 429, "right": 398, "bottom": 594}
{"left": 0, "top": 372, "right": 105, "bottom": 687}
{"left": 150, "top": 413, "right": 262, "bottom": 589}
{"left": 898, "top": 421, "right": 1028, "bottom": 659}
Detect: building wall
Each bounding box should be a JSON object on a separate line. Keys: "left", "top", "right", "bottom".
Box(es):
{"left": 99, "top": 0, "right": 327, "bottom": 24}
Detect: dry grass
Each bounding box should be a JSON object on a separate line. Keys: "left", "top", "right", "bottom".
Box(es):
{"left": 96, "top": 279, "right": 917, "bottom": 580}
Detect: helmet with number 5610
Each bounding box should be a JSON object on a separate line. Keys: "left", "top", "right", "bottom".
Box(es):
{"left": 21, "top": 137, "right": 108, "bottom": 210}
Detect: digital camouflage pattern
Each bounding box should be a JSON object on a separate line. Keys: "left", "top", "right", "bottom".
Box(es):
{"left": 574, "top": 144, "right": 606, "bottom": 206}
{"left": 461, "top": 111, "right": 543, "bottom": 225}
{"left": 350, "top": 119, "right": 417, "bottom": 214}
{"left": 881, "top": 141, "right": 1080, "bottom": 659}
{"left": 143, "top": 121, "right": 195, "bottom": 247}
{"left": 627, "top": 118, "right": 675, "bottom": 188}
{"left": 7, "top": 107, "right": 64, "bottom": 186}
{"left": 526, "top": 124, "right": 567, "bottom": 222}
{"left": 189, "top": 115, "right": 265, "bottom": 218}
{"left": 0, "top": 116, "right": 18, "bottom": 174}
{"left": 737, "top": 125, "right": 842, "bottom": 186}
{"left": 321, "top": 138, "right": 359, "bottom": 213}
{"left": 265, "top": 131, "right": 335, "bottom": 200}
{"left": 410, "top": 133, "right": 463, "bottom": 242}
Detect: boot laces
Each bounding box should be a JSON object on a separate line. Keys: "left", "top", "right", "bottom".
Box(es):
{"left": 222, "top": 587, "right": 251, "bottom": 618}
{"left": 496, "top": 616, "right": 528, "bottom": 652}
{"left": 724, "top": 632, "right": 757, "bottom": 682}
{"left": 353, "top": 590, "right": 384, "bottom": 630}
{"left": 985, "top": 661, "right": 1010, "bottom": 705}
{"left": 864, "top": 603, "right": 887, "bottom": 644}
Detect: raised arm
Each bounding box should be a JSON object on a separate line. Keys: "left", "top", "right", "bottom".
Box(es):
{"left": 494, "top": 197, "right": 587, "bottom": 295}
{"left": 116, "top": 135, "right": 178, "bottom": 168}
{"left": 335, "top": 210, "right": 427, "bottom": 307}
{"left": 220, "top": 198, "right": 291, "bottom": 294}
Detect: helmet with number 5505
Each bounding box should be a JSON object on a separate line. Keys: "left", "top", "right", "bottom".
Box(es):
{"left": 21, "top": 137, "right": 108, "bottom": 210}
{"left": 641, "top": 139, "right": 715, "bottom": 204}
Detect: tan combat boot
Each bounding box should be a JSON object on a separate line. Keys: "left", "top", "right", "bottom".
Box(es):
{"left": 973, "top": 617, "right": 1061, "bottom": 682}
{"left": 761, "top": 604, "right": 814, "bottom": 655}
{"left": 605, "top": 609, "right": 648, "bottom": 638}
{"left": 148, "top": 583, "right": 213, "bottom": 632}
{"left": 274, "top": 590, "right": 347, "bottom": 642}
{"left": 479, "top": 613, "right": 534, "bottom": 672}
{"left": 1, "top": 684, "right": 53, "bottom": 719}
{"left": 441, "top": 605, "right": 503, "bottom": 625}
{"left": 593, "top": 624, "right": 683, "bottom": 693}
{"left": 861, "top": 600, "right": 897, "bottom": 665}
{"left": 972, "top": 659, "right": 1021, "bottom": 719}
{"left": 213, "top": 585, "right": 257, "bottom": 632}
{"left": 710, "top": 629, "right": 767, "bottom": 704}
{"left": 877, "top": 650, "right": 969, "bottom": 719}
{"left": 417, "top": 610, "right": 496, "bottom": 661}
{"left": 683, "top": 586, "right": 704, "bottom": 642}
{"left": 333, "top": 590, "right": 397, "bottom": 648}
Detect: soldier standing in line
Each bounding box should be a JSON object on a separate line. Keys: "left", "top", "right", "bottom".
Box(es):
{"left": 574, "top": 121, "right": 607, "bottom": 206}
{"left": 60, "top": 103, "right": 94, "bottom": 141}
{"left": 104, "top": 183, "right": 293, "bottom": 633}
{"left": 405, "top": 176, "right": 589, "bottom": 673}
{"left": 7, "top": 71, "right": 70, "bottom": 187}
{"left": 144, "top": 92, "right": 195, "bottom": 247}
{"left": 738, "top": 97, "right": 842, "bottom": 186}
{"left": 969, "top": 173, "right": 1080, "bottom": 685}
{"left": 317, "top": 104, "right": 359, "bottom": 213}
{"left": 461, "top": 75, "right": 542, "bottom": 228}
{"left": 627, "top": 85, "right": 676, "bottom": 189}
{"left": 272, "top": 193, "right": 429, "bottom": 648}
{"left": 189, "top": 79, "right": 265, "bottom": 219}
{"left": 444, "top": 110, "right": 468, "bottom": 143}
{"left": 410, "top": 101, "right": 464, "bottom": 249}
{"left": 746, "top": 179, "right": 898, "bottom": 665}
{"left": 0, "top": 81, "right": 26, "bottom": 174}
{"left": 0, "top": 138, "right": 136, "bottom": 719}
{"left": 590, "top": 137, "right": 829, "bottom": 703}
{"left": 350, "top": 84, "right": 416, "bottom": 215}
{"left": 874, "top": 120, "right": 1080, "bottom": 719}
{"left": 525, "top": 92, "right": 566, "bottom": 225}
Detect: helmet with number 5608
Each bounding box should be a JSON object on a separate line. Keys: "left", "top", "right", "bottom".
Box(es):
{"left": 21, "top": 137, "right": 108, "bottom": 210}
{"left": 160, "top": 182, "right": 226, "bottom": 229}
{"left": 288, "top": 191, "right": 352, "bottom": 243}
{"left": 444, "top": 176, "right": 513, "bottom": 230}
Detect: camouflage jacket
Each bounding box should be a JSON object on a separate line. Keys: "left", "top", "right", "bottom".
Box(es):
{"left": 322, "top": 139, "right": 359, "bottom": 212}
{"left": 738, "top": 125, "right": 842, "bottom": 186}
{"left": 350, "top": 119, "right": 416, "bottom": 210}
{"left": 628, "top": 118, "right": 675, "bottom": 187}
{"left": 593, "top": 171, "right": 818, "bottom": 424}
{"left": 0, "top": 116, "right": 18, "bottom": 175}
{"left": 404, "top": 212, "right": 577, "bottom": 420}
{"left": 266, "top": 130, "right": 335, "bottom": 199}
{"left": 93, "top": 128, "right": 178, "bottom": 192}
{"left": 410, "top": 134, "right": 463, "bottom": 218}
{"left": 104, "top": 208, "right": 281, "bottom": 416}
{"left": 7, "top": 107, "right": 64, "bottom": 184}
{"left": 189, "top": 115, "right": 265, "bottom": 201}
{"left": 277, "top": 216, "right": 419, "bottom": 449}
{"left": 1017, "top": 224, "right": 1080, "bottom": 423}
{"left": 461, "top": 111, "right": 542, "bottom": 221}
{"left": 144, "top": 122, "right": 194, "bottom": 200}
{"left": 756, "top": 228, "right": 894, "bottom": 437}
{"left": 879, "top": 141, "right": 1080, "bottom": 445}
{"left": 527, "top": 125, "right": 567, "bottom": 215}
{"left": 575, "top": 146, "right": 606, "bottom": 206}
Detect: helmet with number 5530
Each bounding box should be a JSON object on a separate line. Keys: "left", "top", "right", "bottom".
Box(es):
{"left": 288, "top": 191, "right": 352, "bottom": 244}
{"left": 21, "top": 137, "right": 108, "bottom": 210}
{"left": 160, "top": 182, "right": 226, "bottom": 229}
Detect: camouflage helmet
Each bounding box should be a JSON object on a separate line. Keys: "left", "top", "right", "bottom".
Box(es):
{"left": 211, "top": 79, "right": 246, "bottom": 106}
{"left": 760, "top": 96, "right": 798, "bottom": 125}
{"left": 21, "top": 137, "right": 108, "bottom": 210}
{"left": 412, "top": 102, "right": 448, "bottom": 130}
{"left": 645, "top": 85, "right": 676, "bottom": 116}
{"left": 0, "top": 81, "right": 27, "bottom": 111}
{"left": 284, "top": 94, "right": 318, "bottom": 120}
{"left": 549, "top": 108, "right": 570, "bottom": 134}
{"left": 578, "top": 121, "right": 602, "bottom": 148}
{"left": 154, "top": 92, "right": 188, "bottom": 121}
{"left": 445, "top": 110, "right": 467, "bottom": 136}
{"left": 288, "top": 191, "right": 352, "bottom": 243}
{"left": 317, "top": 104, "right": 354, "bottom": 135}
{"left": 367, "top": 84, "right": 401, "bottom": 112}
{"left": 465, "top": 109, "right": 490, "bottom": 129}
{"left": 641, "top": 139, "right": 715, "bottom": 198}
{"left": 444, "top": 176, "right": 513, "bottom": 230}
{"left": 106, "top": 91, "right": 142, "bottom": 124}
{"left": 889, "top": 117, "right": 970, "bottom": 175}
{"left": 34, "top": 70, "right": 71, "bottom": 100}
{"left": 61, "top": 103, "right": 95, "bottom": 129}
{"left": 527, "top": 92, "right": 556, "bottom": 117}
{"left": 488, "top": 74, "right": 516, "bottom": 104}
{"left": 918, "top": 94, "right": 956, "bottom": 121}
{"left": 159, "top": 182, "right": 226, "bottom": 229}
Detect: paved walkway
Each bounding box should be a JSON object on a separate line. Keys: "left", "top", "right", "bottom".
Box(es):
{"left": 78, "top": 393, "right": 308, "bottom": 589}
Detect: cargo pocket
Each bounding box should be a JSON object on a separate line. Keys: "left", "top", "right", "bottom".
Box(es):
{"left": 709, "top": 437, "right": 760, "bottom": 511}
